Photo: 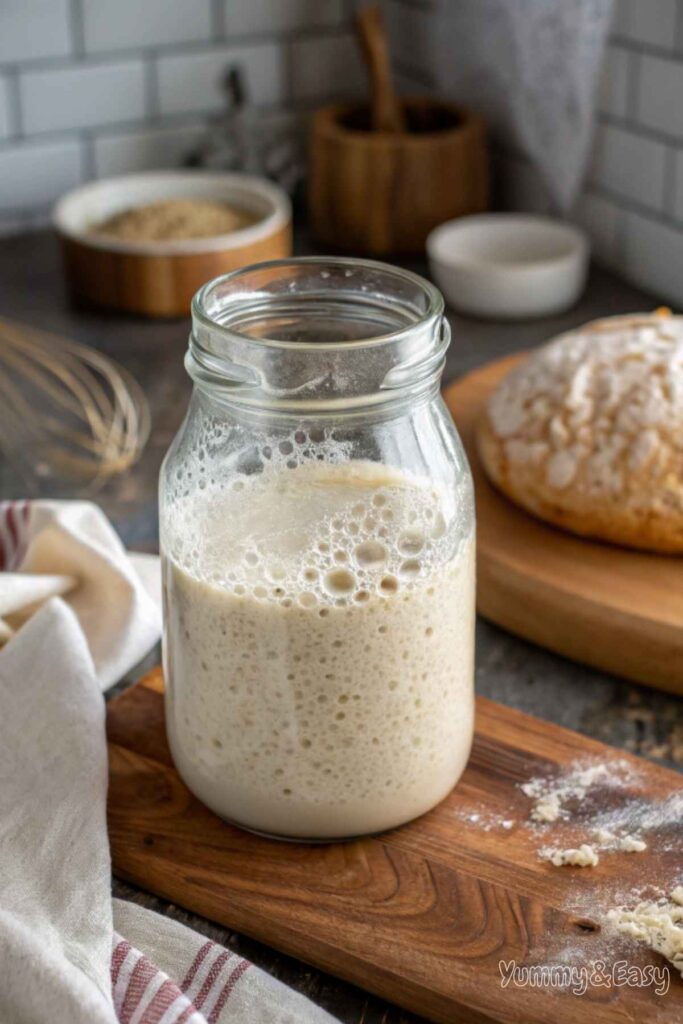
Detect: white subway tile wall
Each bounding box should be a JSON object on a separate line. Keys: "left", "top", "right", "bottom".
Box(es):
{"left": 598, "top": 45, "right": 630, "bottom": 118}
{"left": 0, "top": 78, "right": 10, "bottom": 140}
{"left": 572, "top": 191, "right": 622, "bottom": 267}
{"left": 0, "top": 138, "right": 82, "bottom": 210}
{"left": 223, "top": 0, "right": 345, "bottom": 37}
{"left": 4, "top": 0, "right": 683, "bottom": 313}
{"left": 385, "top": 1, "right": 434, "bottom": 81}
{"left": 452, "top": 0, "right": 683, "bottom": 307}
{"left": 623, "top": 211, "right": 683, "bottom": 302}
{"left": 21, "top": 61, "right": 147, "bottom": 135}
{"left": 82, "top": 0, "right": 213, "bottom": 53}
{"left": 637, "top": 55, "right": 683, "bottom": 136}
{"left": 584, "top": 0, "right": 683, "bottom": 304}
{"left": 157, "top": 43, "right": 284, "bottom": 114}
{"left": 590, "top": 123, "right": 667, "bottom": 210}
{"left": 290, "top": 33, "right": 365, "bottom": 102}
{"left": 93, "top": 123, "right": 210, "bottom": 178}
{"left": 615, "top": 0, "right": 677, "bottom": 49}
{"left": 0, "top": 0, "right": 360, "bottom": 235}
{"left": 0, "top": 0, "right": 72, "bottom": 64}
{"left": 673, "top": 150, "right": 683, "bottom": 222}
{"left": 382, "top": 0, "right": 683, "bottom": 306}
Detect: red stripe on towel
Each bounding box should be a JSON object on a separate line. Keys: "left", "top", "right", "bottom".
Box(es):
{"left": 180, "top": 940, "right": 214, "bottom": 993}
{"left": 138, "top": 978, "right": 181, "bottom": 1024}
{"left": 111, "top": 940, "right": 132, "bottom": 988}
{"left": 6, "top": 503, "right": 18, "bottom": 567}
{"left": 17, "top": 500, "right": 30, "bottom": 564}
{"left": 174, "top": 1004, "right": 200, "bottom": 1024}
{"left": 119, "top": 954, "right": 158, "bottom": 1024}
{"left": 0, "top": 501, "right": 30, "bottom": 570}
{"left": 109, "top": 936, "right": 249, "bottom": 1024}
{"left": 208, "top": 960, "right": 251, "bottom": 1023}
{"left": 194, "top": 951, "right": 230, "bottom": 1010}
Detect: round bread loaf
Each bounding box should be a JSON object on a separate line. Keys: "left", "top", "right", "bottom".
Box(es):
{"left": 476, "top": 311, "right": 683, "bottom": 553}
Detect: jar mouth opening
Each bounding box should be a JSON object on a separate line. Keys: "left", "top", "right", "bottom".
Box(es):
{"left": 191, "top": 256, "right": 444, "bottom": 351}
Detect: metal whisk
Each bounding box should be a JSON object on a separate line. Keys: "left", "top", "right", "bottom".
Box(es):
{"left": 0, "top": 318, "right": 150, "bottom": 492}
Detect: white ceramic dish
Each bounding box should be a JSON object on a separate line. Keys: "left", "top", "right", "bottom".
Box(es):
{"left": 427, "top": 213, "right": 589, "bottom": 320}
{"left": 53, "top": 169, "right": 291, "bottom": 256}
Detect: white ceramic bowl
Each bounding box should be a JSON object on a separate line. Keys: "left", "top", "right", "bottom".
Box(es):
{"left": 427, "top": 213, "right": 589, "bottom": 320}
{"left": 54, "top": 170, "right": 291, "bottom": 255}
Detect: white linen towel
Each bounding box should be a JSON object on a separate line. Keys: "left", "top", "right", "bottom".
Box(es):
{"left": 388, "top": 0, "right": 614, "bottom": 211}
{"left": 0, "top": 500, "right": 338, "bottom": 1024}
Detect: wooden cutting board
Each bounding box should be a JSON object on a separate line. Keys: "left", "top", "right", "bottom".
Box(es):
{"left": 108, "top": 668, "right": 683, "bottom": 1024}
{"left": 443, "top": 356, "right": 683, "bottom": 697}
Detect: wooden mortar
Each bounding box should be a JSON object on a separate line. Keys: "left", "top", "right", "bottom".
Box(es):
{"left": 309, "top": 98, "right": 488, "bottom": 257}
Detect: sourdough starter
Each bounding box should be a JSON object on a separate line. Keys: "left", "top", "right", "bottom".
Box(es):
{"left": 163, "top": 459, "right": 475, "bottom": 839}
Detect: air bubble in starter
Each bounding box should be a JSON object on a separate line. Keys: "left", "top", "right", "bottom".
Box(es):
{"left": 324, "top": 568, "right": 356, "bottom": 596}
{"left": 354, "top": 540, "right": 387, "bottom": 566}
{"left": 398, "top": 530, "right": 425, "bottom": 556}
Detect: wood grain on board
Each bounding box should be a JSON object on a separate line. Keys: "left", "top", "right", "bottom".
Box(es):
{"left": 443, "top": 355, "right": 683, "bottom": 697}
{"left": 108, "top": 669, "right": 682, "bottom": 1024}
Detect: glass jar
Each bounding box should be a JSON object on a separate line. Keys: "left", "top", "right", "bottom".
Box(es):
{"left": 160, "top": 258, "right": 475, "bottom": 841}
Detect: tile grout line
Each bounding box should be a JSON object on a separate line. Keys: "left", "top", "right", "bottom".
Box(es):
{"left": 283, "top": 37, "right": 295, "bottom": 107}
{"left": 390, "top": 0, "right": 438, "bottom": 11}
{"left": 211, "top": 0, "right": 226, "bottom": 41}
{"left": 67, "top": 0, "right": 85, "bottom": 58}
{"left": 625, "top": 50, "right": 641, "bottom": 121}
{"left": 662, "top": 145, "right": 678, "bottom": 219}
{"left": 0, "top": 24, "right": 355, "bottom": 76}
{"left": 597, "top": 109, "right": 683, "bottom": 151}
{"left": 144, "top": 53, "right": 160, "bottom": 120}
{"left": 674, "top": 1, "right": 683, "bottom": 52}
{"left": 0, "top": 96, "right": 298, "bottom": 151}
{"left": 80, "top": 130, "right": 96, "bottom": 181}
{"left": 4, "top": 68, "right": 22, "bottom": 138}
{"left": 588, "top": 179, "right": 683, "bottom": 233}
{"left": 609, "top": 32, "right": 683, "bottom": 60}
{"left": 392, "top": 57, "right": 435, "bottom": 89}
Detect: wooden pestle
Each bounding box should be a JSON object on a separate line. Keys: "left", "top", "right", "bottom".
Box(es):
{"left": 355, "top": 4, "right": 406, "bottom": 133}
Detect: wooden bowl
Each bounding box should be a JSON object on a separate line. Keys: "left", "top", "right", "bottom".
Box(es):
{"left": 53, "top": 171, "right": 292, "bottom": 318}
{"left": 309, "top": 97, "right": 488, "bottom": 256}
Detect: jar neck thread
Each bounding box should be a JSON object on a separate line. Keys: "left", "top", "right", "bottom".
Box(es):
{"left": 187, "top": 257, "right": 450, "bottom": 415}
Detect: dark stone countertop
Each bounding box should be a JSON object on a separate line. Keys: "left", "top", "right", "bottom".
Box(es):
{"left": 0, "top": 229, "right": 680, "bottom": 1024}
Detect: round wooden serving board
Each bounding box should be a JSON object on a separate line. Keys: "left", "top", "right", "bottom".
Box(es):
{"left": 444, "top": 354, "right": 683, "bottom": 696}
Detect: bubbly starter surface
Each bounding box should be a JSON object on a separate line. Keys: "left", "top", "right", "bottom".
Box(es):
{"left": 163, "top": 459, "right": 475, "bottom": 839}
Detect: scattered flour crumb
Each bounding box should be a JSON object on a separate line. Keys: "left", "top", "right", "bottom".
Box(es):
{"left": 450, "top": 806, "right": 520, "bottom": 833}
{"left": 606, "top": 889, "right": 683, "bottom": 978}
{"left": 617, "top": 834, "right": 648, "bottom": 853}
{"left": 522, "top": 758, "right": 659, "bottom": 861}
{"left": 590, "top": 827, "right": 648, "bottom": 853}
{"left": 531, "top": 794, "right": 562, "bottom": 823}
{"left": 521, "top": 760, "right": 636, "bottom": 824}
{"left": 593, "top": 827, "right": 616, "bottom": 844}
{"left": 452, "top": 757, "right": 675, "bottom": 873}
{"left": 589, "top": 791, "right": 683, "bottom": 843}
{"left": 542, "top": 844, "right": 600, "bottom": 867}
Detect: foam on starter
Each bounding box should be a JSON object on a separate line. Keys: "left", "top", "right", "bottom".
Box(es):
{"left": 162, "top": 438, "right": 475, "bottom": 839}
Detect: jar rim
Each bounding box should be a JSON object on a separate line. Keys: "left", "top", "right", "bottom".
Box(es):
{"left": 191, "top": 255, "right": 444, "bottom": 351}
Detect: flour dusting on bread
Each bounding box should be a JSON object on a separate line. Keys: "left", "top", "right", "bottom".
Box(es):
{"left": 477, "top": 310, "right": 683, "bottom": 551}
